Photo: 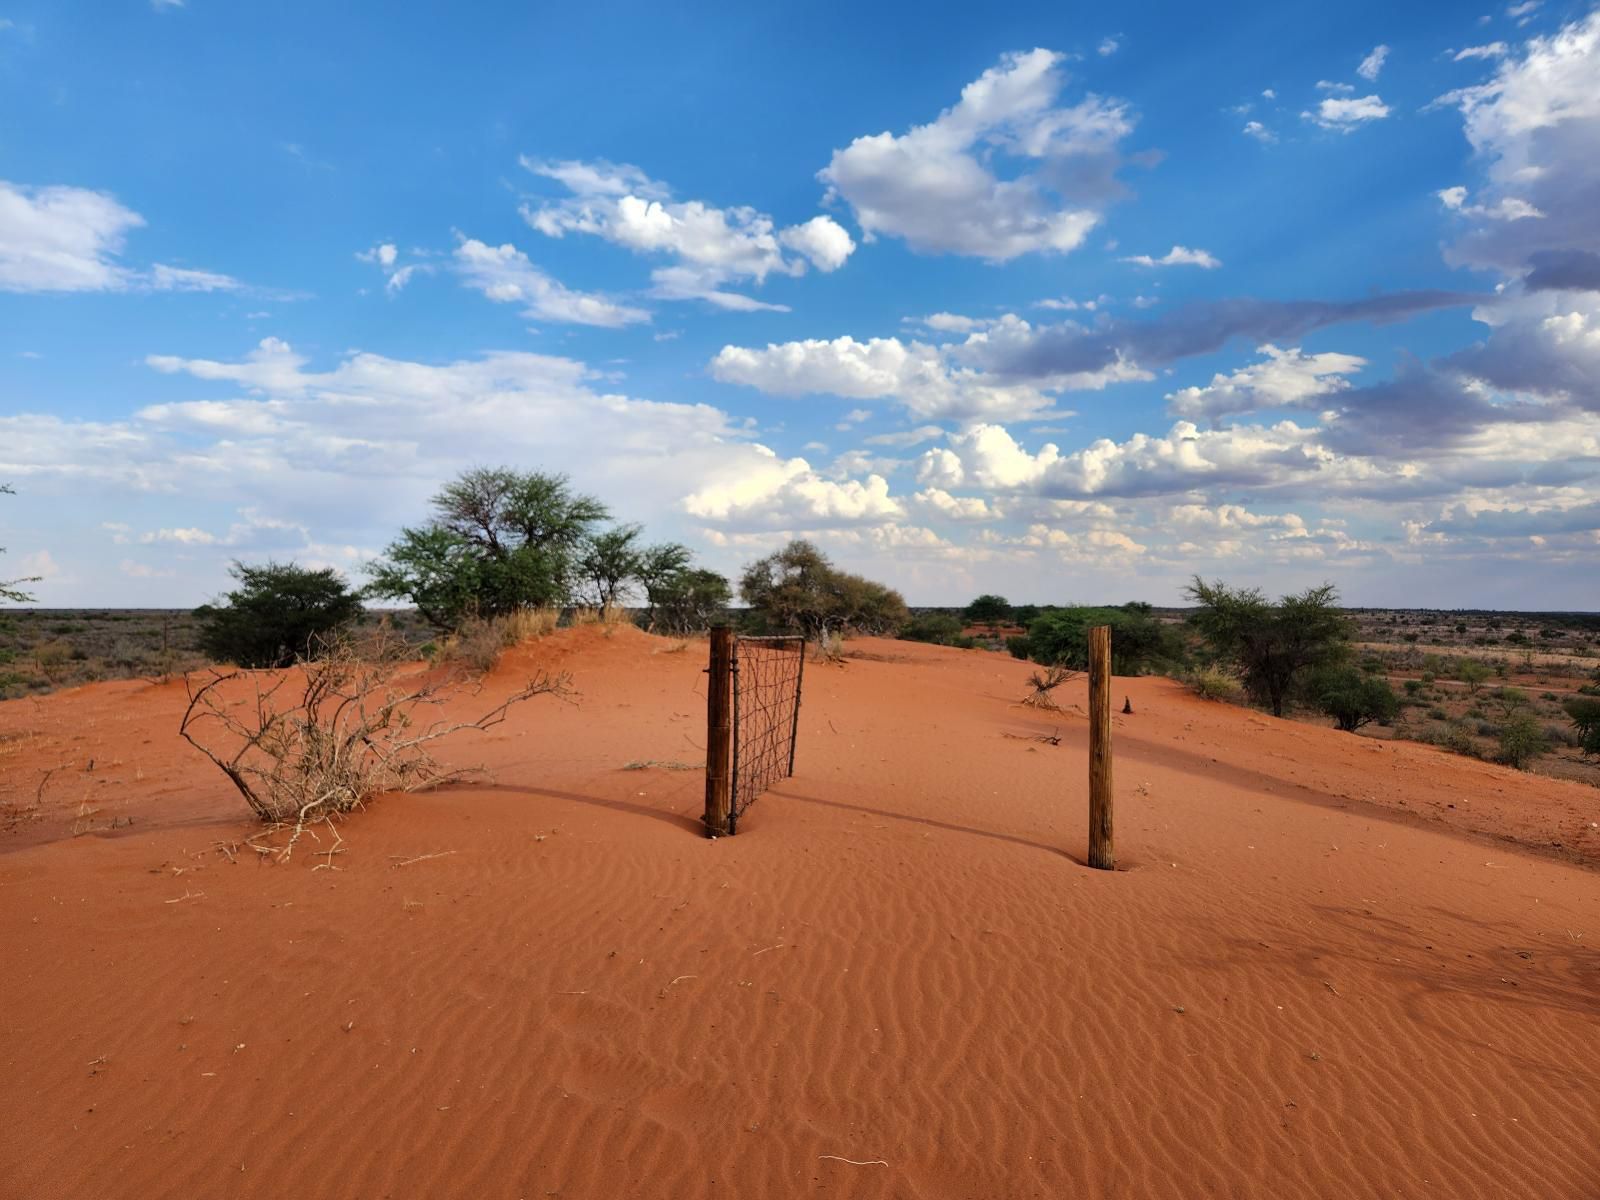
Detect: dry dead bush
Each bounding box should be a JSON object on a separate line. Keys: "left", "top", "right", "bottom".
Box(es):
{"left": 180, "top": 630, "right": 567, "bottom": 860}
{"left": 1021, "top": 665, "right": 1077, "bottom": 710}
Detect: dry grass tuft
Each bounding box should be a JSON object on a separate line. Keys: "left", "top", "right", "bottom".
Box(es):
{"left": 439, "top": 607, "right": 560, "bottom": 672}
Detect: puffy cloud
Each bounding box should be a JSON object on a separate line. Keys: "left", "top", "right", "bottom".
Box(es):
{"left": 1, "top": 180, "right": 144, "bottom": 292}
{"left": 1098, "top": 36, "right": 1121, "bottom": 57}
{"left": 778, "top": 216, "right": 856, "bottom": 272}
{"left": 1433, "top": 12, "right": 1600, "bottom": 279}
{"left": 682, "top": 446, "right": 903, "bottom": 529}
{"left": 1243, "top": 121, "right": 1278, "bottom": 144}
{"left": 1303, "top": 95, "right": 1391, "bottom": 131}
{"left": 1357, "top": 45, "right": 1390, "bottom": 82}
{"left": 1166, "top": 344, "right": 1368, "bottom": 424}
{"left": 708, "top": 333, "right": 1061, "bottom": 422}
{"left": 1121, "top": 244, "right": 1222, "bottom": 268}
{"left": 818, "top": 48, "right": 1137, "bottom": 260}
{"left": 452, "top": 236, "right": 649, "bottom": 327}
{"left": 913, "top": 487, "right": 999, "bottom": 521}
{"left": 523, "top": 157, "right": 852, "bottom": 309}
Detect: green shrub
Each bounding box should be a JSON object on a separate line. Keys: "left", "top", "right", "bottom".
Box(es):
{"left": 962, "top": 594, "right": 1012, "bottom": 626}
{"left": 1498, "top": 711, "right": 1548, "bottom": 770}
{"left": 1427, "top": 706, "right": 1448, "bottom": 720}
{"left": 1029, "top": 603, "right": 1184, "bottom": 675}
{"left": 1310, "top": 666, "right": 1399, "bottom": 732}
{"left": 899, "top": 612, "right": 966, "bottom": 645}
{"left": 195, "top": 561, "right": 364, "bottom": 669}
{"left": 1188, "top": 667, "right": 1242, "bottom": 702}
{"left": 1005, "top": 635, "right": 1031, "bottom": 660}
{"left": 1424, "top": 723, "right": 1479, "bottom": 757}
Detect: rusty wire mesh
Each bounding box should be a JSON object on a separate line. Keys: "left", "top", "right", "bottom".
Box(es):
{"left": 730, "top": 635, "right": 805, "bottom": 831}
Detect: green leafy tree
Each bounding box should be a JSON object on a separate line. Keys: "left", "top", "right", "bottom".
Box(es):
{"left": 1455, "top": 659, "right": 1491, "bottom": 694}
{"left": 1497, "top": 711, "right": 1549, "bottom": 770}
{"left": 1310, "top": 665, "right": 1399, "bottom": 732}
{"left": 1, "top": 484, "right": 40, "bottom": 604}
{"left": 630, "top": 543, "right": 731, "bottom": 634}
{"left": 1185, "top": 577, "right": 1350, "bottom": 717}
{"left": 962, "top": 594, "right": 1012, "bottom": 627}
{"left": 367, "top": 468, "right": 608, "bottom": 629}
{"left": 739, "top": 540, "right": 908, "bottom": 640}
{"left": 1027, "top": 603, "right": 1184, "bottom": 675}
{"left": 195, "top": 561, "right": 364, "bottom": 668}
{"left": 577, "top": 524, "right": 643, "bottom": 611}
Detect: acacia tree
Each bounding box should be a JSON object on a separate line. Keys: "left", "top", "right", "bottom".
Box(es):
{"left": 963, "top": 594, "right": 1012, "bottom": 626}
{"left": 635, "top": 542, "right": 729, "bottom": 634}
{"left": 1185, "top": 576, "right": 1349, "bottom": 717}
{"left": 739, "top": 540, "right": 908, "bottom": 640}
{"left": 195, "top": 561, "right": 364, "bottom": 668}
{"left": 1, "top": 484, "right": 40, "bottom": 604}
{"left": 367, "top": 468, "right": 608, "bottom": 629}
{"left": 577, "top": 524, "right": 643, "bottom": 611}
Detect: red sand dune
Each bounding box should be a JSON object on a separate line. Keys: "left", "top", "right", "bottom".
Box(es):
{"left": 2, "top": 627, "right": 1597, "bottom": 1198}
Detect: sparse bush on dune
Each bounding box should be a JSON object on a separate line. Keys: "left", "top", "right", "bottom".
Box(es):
{"left": 1422, "top": 722, "right": 1480, "bottom": 758}
{"left": 180, "top": 630, "right": 568, "bottom": 857}
{"left": 1188, "top": 667, "right": 1242, "bottom": 703}
{"left": 1006, "top": 635, "right": 1031, "bottom": 660}
{"left": 439, "top": 607, "right": 560, "bottom": 672}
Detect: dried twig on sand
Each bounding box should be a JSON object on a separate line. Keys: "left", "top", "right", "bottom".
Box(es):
{"left": 179, "top": 630, "right": 569, "bottom": 862}
{"left": 1020, "top": 665, "right": 1076, "bottom": 710}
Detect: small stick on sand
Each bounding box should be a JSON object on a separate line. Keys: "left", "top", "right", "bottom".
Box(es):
{"left": 818, "top": 1155, "right": 888, "bottom": 1166}
{"left": 751, "top": 943, "right": 785, "bottom": 955}
{"left": 389, "top": 851, "right": 458, "bottom": 868}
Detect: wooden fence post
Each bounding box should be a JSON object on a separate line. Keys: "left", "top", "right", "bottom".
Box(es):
{"left": 1087, "top": 624, "right": 1114, "bottom": 870}
{"left": 704, "top": 626, "right": 734, "bottom": 837}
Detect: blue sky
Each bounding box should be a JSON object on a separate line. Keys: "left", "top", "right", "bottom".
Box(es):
{"left": 2, "top": 1, "right": 1598, "bottom": 608}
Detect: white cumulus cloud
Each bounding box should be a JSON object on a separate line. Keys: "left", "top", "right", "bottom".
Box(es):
{"left": 818, "top": 48, "right": 1137, "bottom": 260}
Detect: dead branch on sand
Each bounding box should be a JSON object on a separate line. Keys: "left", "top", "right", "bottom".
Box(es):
{"left": 1020, "top": 665, "right": 1077, "bottom": 711}
{"left": 179, "top": 630, "right": 569, "bottom": 862}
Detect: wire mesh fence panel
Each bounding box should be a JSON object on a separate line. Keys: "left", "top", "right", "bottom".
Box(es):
{"left": 730, "top": 635, "right": 805, "bottom": 832}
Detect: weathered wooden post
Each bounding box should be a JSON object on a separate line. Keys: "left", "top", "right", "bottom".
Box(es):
{"left": 704, "top": 626, "right": 734, "bottom": 837}
{"left": 1087, "top": 624, "right": 1114, "bottom": 870}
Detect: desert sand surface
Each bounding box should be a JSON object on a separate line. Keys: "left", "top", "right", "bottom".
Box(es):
{"left": 2, "top": 626, "right": 1598, "bottom": 1199}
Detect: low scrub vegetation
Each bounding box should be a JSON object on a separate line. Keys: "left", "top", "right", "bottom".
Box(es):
{"left": 179, "top": 631, "right": 567, "bottom": 851}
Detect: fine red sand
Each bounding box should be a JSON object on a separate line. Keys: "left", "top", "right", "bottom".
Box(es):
{"left": 2, "top": 627, "right": 1597, "bottom": 1199}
